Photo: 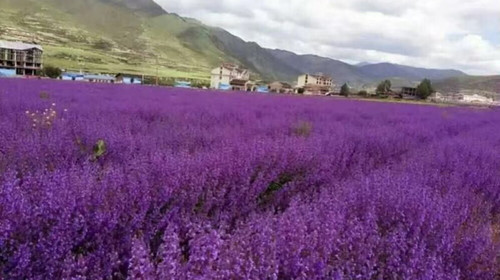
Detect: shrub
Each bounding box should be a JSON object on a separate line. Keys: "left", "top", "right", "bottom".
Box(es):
{"left": 93, "top": 38, "right": 114, "bottom": 51}
{"left": 42, "top": 65, "right": 62, "bottom": 79}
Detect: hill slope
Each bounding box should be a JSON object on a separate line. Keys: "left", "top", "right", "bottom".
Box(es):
{"left": 358, "top": 63, "right": 466, "bottom": 81}
{"left": 434, "top": 76, "right": 500, "bottom": 95}
{"left": 267, "top": 49, "right": 467, "bottom": 85}
{"left": 0, "top": 0, "right": 230, "bottom": 79}
{"left": 267, "top": 49, "right": 365, "bottom": 84}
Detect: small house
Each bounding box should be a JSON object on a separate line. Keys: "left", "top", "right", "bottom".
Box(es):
{"left": 62, "top": 72, "right": 84, "bottom": 81}
{"left": 115, "top": 74, "right": 142, "bottom": 84}
{"left": 83, "top": 74, "right": 115, "bottom": 83}
{"left": 174, "top": 81, "right": 192, "bottom": 88}
{"left": 269, "top": 81, "right": 293, "bottom": 93}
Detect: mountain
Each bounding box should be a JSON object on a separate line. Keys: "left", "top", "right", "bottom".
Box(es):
{"left": 434, "top": 76, "right": 500, "bottom": 95}
{"left": 355, "top": 62, "right": 372, "bottom": 67}
{"left": 358, "top": 63, "right": 466, "bottom": 81}
{"left": 210, "top": 30, "right": 301, "bottom": 81}
{"left": 266, "top": 49, "right": 365, "bottom": 84}
{"left": 0, "top": 0, "right": 468, "bottom": 85}
{"left": 266, "top": 49, "right": 466, "bottom": 86}
{"left": 99, "top": 0, "right": 166, "bottom": 16}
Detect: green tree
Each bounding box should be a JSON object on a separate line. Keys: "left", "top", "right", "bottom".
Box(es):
{"left": 358, "top": 90, "right": 368, "bottom": 97}
{"left": 42, "top": 65, "right": 62, "bottom": 79}
{"left": 376, "top": 80, "right": 392, "bottom": 95}
{"left": 416, "top": 79, "right": 435, "bottom": 99}
{"left": 340, "top": 83, "right": 350, "bottom": 97}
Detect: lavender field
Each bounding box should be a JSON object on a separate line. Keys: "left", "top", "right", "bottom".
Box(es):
{"left": 0, "top": 78, "right": 499, "bottom": 279}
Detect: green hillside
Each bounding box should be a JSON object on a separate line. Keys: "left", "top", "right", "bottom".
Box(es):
{"left": 0, "top": 0, "right": 232, "bottom": 79}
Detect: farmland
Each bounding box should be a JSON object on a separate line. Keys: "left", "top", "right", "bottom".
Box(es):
{"left": 0, "top": 79, "right": 499, "bottom": 279}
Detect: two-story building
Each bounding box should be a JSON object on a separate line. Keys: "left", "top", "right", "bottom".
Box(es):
{"left": 210, "top": 63, "right": 250, "bottom": 91}
{"left": 269, "top": 81, "right": 293, "bottom": 93}
{"left": 0, "top": 40, "right": 43, "bottom": 76}
{"left": 296, "top": 73, "right": 334, "bottom": 95}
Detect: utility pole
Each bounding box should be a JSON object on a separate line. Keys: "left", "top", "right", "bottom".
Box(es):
{"left": 155, "top": 56, "right": 159, "bottom": 86}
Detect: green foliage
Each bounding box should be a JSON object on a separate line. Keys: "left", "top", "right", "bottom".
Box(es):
{"left": 93, "top": 39, "right": 114, "bottom": 51}
{"left": 358, "top": 90, "right": 368, "bottom": 97}
{"left": 142, "top": 76, "right": 176, "bottom": 86}
{"left": 257, "top": 173, "right": 294, "bottom": 207}
{"left": 42, "top": 65, "right": 62, "bottom": 79}
{"left": 191, "top": 80, "right": 210, "bottom": 89}
{"left": 340, "top": 83, "right": 350, "bottom": 97}
{"left": 376, "top": 80, "right": 392, "bottom": 95}
{"left": 416, "top": 79, "right": 435, "bottom": 99}
{"left": 92, "top": 139, "right": 107, "bottom": 160}
{"left": 297, "top": 88, "right": 305, "bottom": 94}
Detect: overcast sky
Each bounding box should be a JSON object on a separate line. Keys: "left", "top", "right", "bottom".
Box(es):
{"left": 155, "top": 0, "right": 500, "bottom": 75}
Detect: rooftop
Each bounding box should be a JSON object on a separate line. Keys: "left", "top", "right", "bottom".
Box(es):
{"left": 0, "top": 41, "right": 43, "bottom": 51}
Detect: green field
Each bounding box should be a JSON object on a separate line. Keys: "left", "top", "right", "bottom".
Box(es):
{"left": 0, "top": 0, "right": 231, "bottom": 80}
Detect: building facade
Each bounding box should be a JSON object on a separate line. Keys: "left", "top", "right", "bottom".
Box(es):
{"left": 462, "top": 94, "right": 494, "bottom": 104}
{"left": 0, "top": 41, "right": 43, "bottom": 76}
{"left": 296, "top": 74, "right": 333, "bottom": 95}
{"left": 401, "top": 87, "right": 417, "bottom": 97}
{"left": 210, "top": 63, "right": 250, "bottom": 90}
{"left": 269, "top": 81, "right": 293, "bottom": 93}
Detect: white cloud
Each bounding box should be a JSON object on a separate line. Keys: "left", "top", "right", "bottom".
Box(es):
{"left": 155, "top": 0, "right": 500, "bottom": 75}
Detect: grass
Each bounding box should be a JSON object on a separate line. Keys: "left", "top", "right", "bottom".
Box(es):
{"left": 0, "top": 0, "right": 218, "bottom": 80}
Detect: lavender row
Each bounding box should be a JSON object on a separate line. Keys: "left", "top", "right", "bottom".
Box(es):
{"left": 0, "top": 79, "right": 499, "bottom": 279}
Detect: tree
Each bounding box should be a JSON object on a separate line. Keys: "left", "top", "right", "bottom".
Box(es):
{"left": 416, "top": 79, "right": 435, "bottom": 99}
{"left": 297, "top": 88, "right": 305, "bottom": 94}
{"left": 376, "top": 80, "right": 392, "bottom": 95}
{"left": 42, "top": 65, "right": 62, "bottom": 79}
{"left": 340, "top": 83, "right": 350, "bottom": 97}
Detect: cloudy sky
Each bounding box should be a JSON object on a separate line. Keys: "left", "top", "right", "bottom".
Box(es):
{"left": 155, "top": 0, "right": 500, "bottom": 75}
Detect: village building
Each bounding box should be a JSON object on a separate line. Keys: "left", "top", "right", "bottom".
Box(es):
{"left": 0, "top": 40, "right": 43, "bottom": 76}
{"left": 174, "top": 81, "right": 192, "bottom": 88}
{"left": 401, "top": 87, "right": 418, "bottom": 97}
{"left": 210, "top": 63, "right": 250, "bottom": 90}
{"left": 296, "top": 74, "right": 333, "bottom": 95}
{"left": 462, "top": 94, "right": 494, "bottom": 104}
{"left": 269, "top": 81, "right": 293, "bottom": 93}
{"left": 83, "top": 74, "right": 115, "bottom": 83}
{"left": 61, "top": 72, "right": 85, "bottom": 81}
{"left": 115, "top": 73, "right": 142, "bottom": 84}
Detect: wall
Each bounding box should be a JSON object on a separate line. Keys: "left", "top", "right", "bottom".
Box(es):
{"left": 0, "top": 68, "right": 16, "bottom": 77}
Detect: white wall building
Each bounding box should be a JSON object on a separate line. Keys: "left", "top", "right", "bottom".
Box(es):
{"left": 210, "top": 63, "right": 250, "bottom": 90}
{"left": 462, "top": 94, "right": 494, "bottom": 104}
{"left": 296, "top": 73, "right": 334, "bottom": 95}
{"left": 297, "top": 73, "right": 333, "bottom": 88}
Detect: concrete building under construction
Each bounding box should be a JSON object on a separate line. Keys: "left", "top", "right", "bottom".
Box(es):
{"left": 0, "top": 40, "right": 43, "bottom": 76}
